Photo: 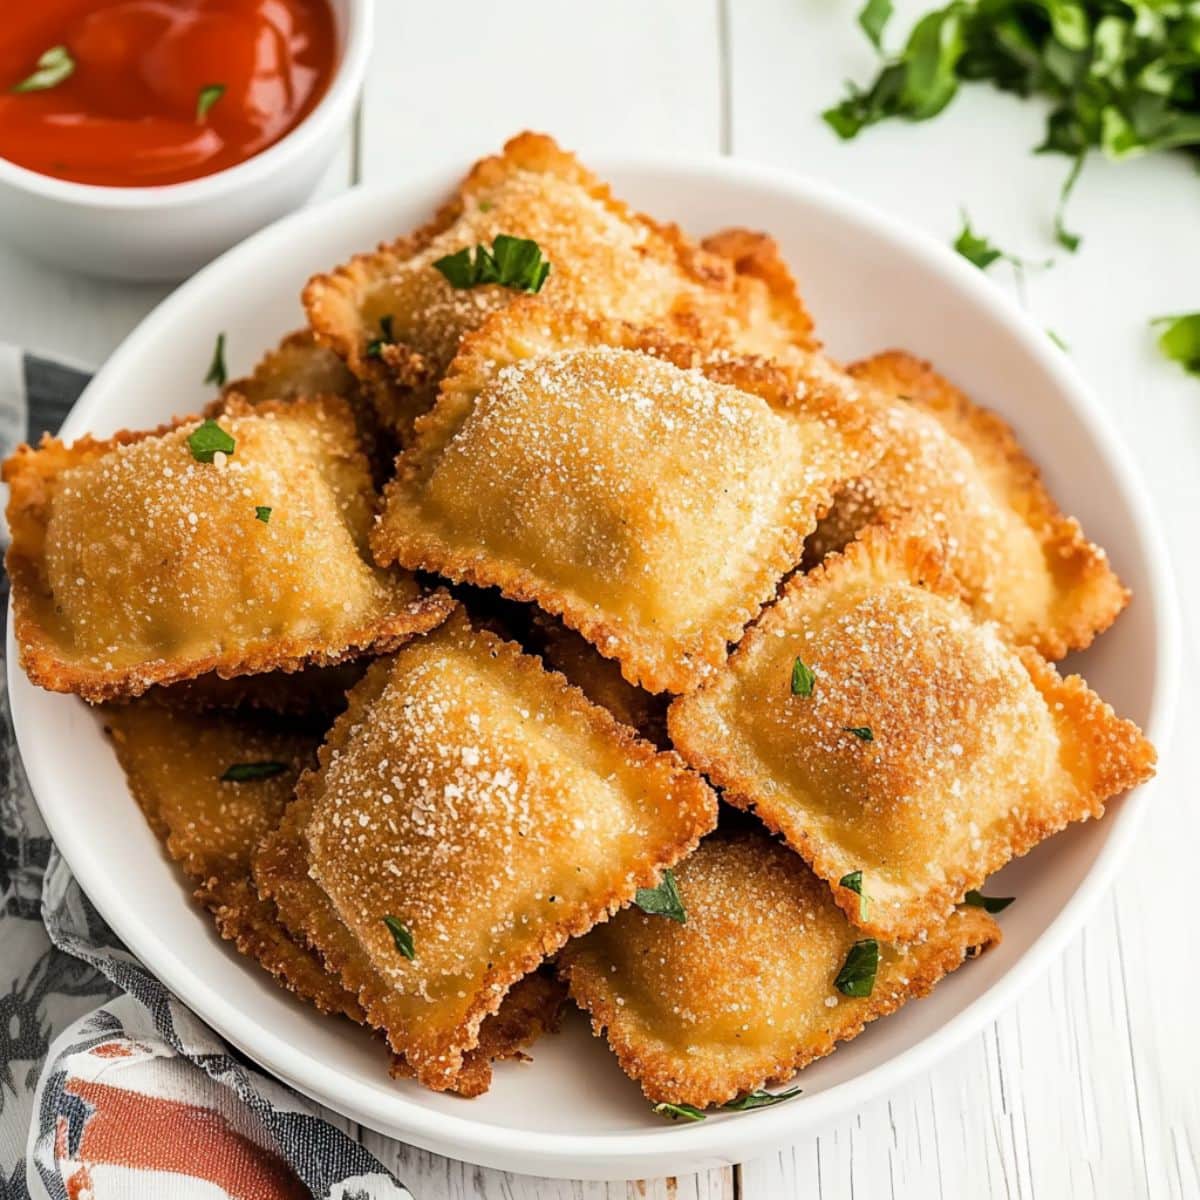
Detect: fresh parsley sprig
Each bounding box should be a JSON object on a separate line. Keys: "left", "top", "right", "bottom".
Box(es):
{"left": 964, "top": 889, "right": 1015, "bottom": 913}
{"left": 382, "top": 915, "right": 415, "bottom": 960}
{"left": 1151, "top": 313, "right": 1200, "bottom": 376}
{"left": 824, "top": 0, "right": 1200, "bottom": 244}
{"left": 634, "top": 869, "right": 686, "bottom": 923}
{"left": 188, "top": 419, "right": 235, "bottom": 463}
{"left": 433, "top": 235, "right": 551, "bottom": 293}
{"left": 835, "top": 938, "right": 880, "bottom": 997}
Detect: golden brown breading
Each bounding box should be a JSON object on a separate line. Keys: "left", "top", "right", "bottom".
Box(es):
{"left": 526, "top": 611, "right": 668, "bottom": 746}
{"left": 4, "top": 396, "right": 452, "bottom": 701}
{"left": 669, "top": 521, "right": 1156, "bottom": 941}
{"left": 559, "top": 831, "right": 1000, "bottom": 1107}
{"left": 108, "top": 698, "right": 564, "bottom": 1096}
{"left": 303, "top": 132, "right": 819, "bottom": 439}
{"left": 103, "top": 701, "right": 363, "bottom": 1022}
{"left": 221, "top": 329, "right": 360, "bottom": 406}
{"left": 260, "top": 610, "right": 716, "bottom": 1090}
{"left": 215, "top": 330, "right": 393, "bottom": 482}
{"left": 805, "top": 350, "right": 1128, "bottom": 659}
{"left": 372, "top": 300, "right": 875, "bottom": 694}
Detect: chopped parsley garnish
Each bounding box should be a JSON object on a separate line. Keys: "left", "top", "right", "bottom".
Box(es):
{"left": 839, "top": 870, "right": 871, "bottom": 920}
{"left": 723, "top": 1087, "right": 802, "bottom": 1110}
{"left": 651, "top": 1100, "right": 706, "bottom": 1122}
{"left": 195, "top": 83, "right": 226, "bottom": 122}
{"left": 843, "top": 725, "right": 874, "bottom": 742}
{"left": 964, "top": 889, "right": 1014, "bottom": 913}
{"left": 433, "top": 235, "right": 551, "bottom": 293}
{"left": 790, "top": 656, "right": 815, "bottom": 698}
{"left": 204, "top": 332, "right": 227, "bottom": 387}
{"left": 1047, "top": 329, "right": 1069, "bottom": 352}
{"left": 221, "top": 761, "right": 286, "bottom": 782}
{"left": 187, "top": 419, "right": 235, "bottom": 463}
{"left": 835, "top": 938, "right": 880, "bottom": 997}
{"left": 365, "top": 314, "right": 395, "bottom": 359}
{"left": 634, "top": 869, "right": 686, "bottom": 924}
{"left": 824, "top": 0, "right": 1200, "bottom": 243}
{"left": 382, "top": 915, "right": 415, "bottom": 960}
{"left": 858, "top": 0, "right": 894, "bottom": 51}
{"left": 12, "top": 45, "right": 75, "bottom": 94}
{"left": 255, "top": 506, "right": 272, "bottom": 523}
{"left": 953, "top": 212, "right": 1052, "bottom": 275}
{"left": 1152, "top": 313, "right": 1200, "bottom": 376}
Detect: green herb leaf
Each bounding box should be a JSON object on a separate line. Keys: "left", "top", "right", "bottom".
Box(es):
{"left": 953, "top": 212, "right": 1004, "bottom": 270}
{"left": 859, "top": 0, "right": 894, "bottom": 51}
{"left": 1046, "top": 329, "right": 1069, "bottom": 352}
{"left": 221, "top": 761, "right": 287, "bottom": 782}
{"left": 12, "top": 45, "right": 75, "bottom": 93}
{"left": 634, "top": 869, "right": 686, "bottom": 923}
{"left": 843, "top": 726, "right": 874, "bottom": 742}
{"left": 963, "top": 889, "right": 1015, "bottom": 912}
{"left": 433, "top": 235, "right": 551, "bottom": 293}
{"left": 823, "top": 0, "right": 1200, "bottom": 244}
{"left": 204, "top": 333, "right": 228, "bottom": 387}
{"left": 723, "top": 1087, "right": 802, "bottom": 1111}
{"left": 1152, "top": 313, "right": 1200, "bottom": 375}
{"left": 364, "top": 314, "right": 396, "bottom": 359}
{"left": 1053, "top": 155, "right": 1084, "bottom": 252}
{"left": 255, "top": 506, "right": 272, "bottom": 523}
{"left": 839, "top": 870, "right": 871, "bottom": 920}
{"left": 835, "top": 938, "right": 880, "bottom": 997}
{"left": 652, "top": 1101, "right": 706, "bottom": 1122}
{"left": 187, "top": 419, "right": 236, "bottom": 463}
{"left": 196, "top": 83, "right": 226, "bottom": 122}
{"left": 790, "top": 656, "right": 815, "bottom": 698}
{"left": 382, "top": 915, "right": 415, "bottom": 960}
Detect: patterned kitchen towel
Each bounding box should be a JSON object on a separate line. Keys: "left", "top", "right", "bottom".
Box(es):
{"left": 0, "top": 347, "right": 411, "bottom": 1200}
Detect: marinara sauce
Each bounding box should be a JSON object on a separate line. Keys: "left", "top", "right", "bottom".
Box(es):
{"left": 0, "top": 0, "right": 337, "bottom": 187}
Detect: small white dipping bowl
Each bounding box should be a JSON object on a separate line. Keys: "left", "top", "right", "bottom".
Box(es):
{"left": 0, "top": 0, "right": 372, "bottom": 282}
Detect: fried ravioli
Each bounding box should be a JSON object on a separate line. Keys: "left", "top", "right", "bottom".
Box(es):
{"left": 260, "top": 610, "right": 716, "bottom": 1090}
{"left": 303, "top": 132, "right": 817, "bottom": 438}
{"left": 806, "top": 350, "right": 1127, "bottom": 659}
{"left": 103, "top": 700, "right": 363, "bottom": 1022}
{"left": 372, "top": 301, "right": 875, "bottom": 694}
{"left": 669, "top": 521, "right": 1155, "bottom": 941}
{"left": 5, "top": 396, "right": 451, "bottom": 701}
{"left": 559, "top": 831, "right": 1000, "bottom": 1107}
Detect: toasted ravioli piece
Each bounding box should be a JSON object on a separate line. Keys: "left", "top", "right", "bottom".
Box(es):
{"left": 373, "top": 302, "right": 873, "bottom": 693}
{"left": 559, "top": 832, "right": 1000, "bottom": 1107}
{"left": 4, "top": 396, "right": 452, "bottom": 701}
{"left": 103, "top": 701, "right": 363, "bottom": 1022}
{"left": 222, "top": 329, "right": 360, "bottom": 406}
{"left": 528, "top": 612, "right": 668, "bottom": 746}
{"left": 271, "top": 611, "right": 716, "bottom": 1089}
{"left": 806, "top": 350, "right": 1127, "bottom": 658}
{"left": 669, "top": 523, "right": 1155, "bottom": 941}
{"left": 304, "top": 132, "right": 817, "bottom": 438}
{"left": 106, "top": 699, "right": 561, "bottom": 1095}
{"left": 216, "top": 331, "right": 392, "bottom": 481}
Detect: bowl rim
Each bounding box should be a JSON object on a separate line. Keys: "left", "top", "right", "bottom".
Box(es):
{"left": 7, "top": 151, "right": 1180, "bottom": 1178}
{"left": 0, "top": 0, "right": 373, "bottom": 209}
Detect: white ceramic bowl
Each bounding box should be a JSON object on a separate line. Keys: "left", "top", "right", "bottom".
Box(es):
{"left": 7, "top": 156, "right": 1178, "bottom": 1181}
{"left": 0, "top": 0, "right": 372, "bottom": 282}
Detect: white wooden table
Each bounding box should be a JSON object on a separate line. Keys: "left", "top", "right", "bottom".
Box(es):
{"left": 3, "top": 3, "right": 1197, "bottom": 1196}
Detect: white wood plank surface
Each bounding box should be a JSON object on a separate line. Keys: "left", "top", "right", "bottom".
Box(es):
{"left": 1, "top": 2, "right": 1196, "bottom": 1196}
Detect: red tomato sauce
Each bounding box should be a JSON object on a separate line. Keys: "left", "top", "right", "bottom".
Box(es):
{"left": 0, "top": 0, "right": 337, "bottom": 187}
